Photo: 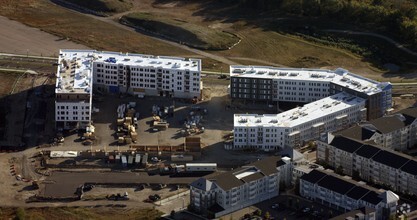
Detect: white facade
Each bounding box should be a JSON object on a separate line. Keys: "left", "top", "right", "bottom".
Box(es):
{"left": 230, "top": 66, "right": 392, "bottom": 107}
{"left": 92, "top": 52, "right": 202, "bottom": 98}
{"left": 55, "top": 51, "right": 93, "bottom": 129}
{"left": 233, "top": 92, "right": 366, "bottom": 150}
{"left": 55, "top": 50, "right": 202, "bottom": 129}
{"left": 189, "top": 156, "right": 292, "bottom": 218}
{"left": 300, "top": 170, "right": 399, "bottom": 220}
{"left": 317, "top": 134, "right": 417, "bottom": 196}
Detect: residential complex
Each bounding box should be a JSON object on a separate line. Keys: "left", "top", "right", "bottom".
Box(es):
{"left": 300, "top": 169, "right": 399, "bottom": 220}
{"left": 317, "top": 134, "right": 417, "bottom": 195}
{"left": 229, "top": 66, "right": 392, "bottom": 120}
{"left": 229, "top": 66, "right": 392, "bottom": 150}
{"left": 189, "top": 156, "right": 292, "bottom": 218}
{"left": 55, "top": 50, "right": 202, "bottom": 129}
{"left": 233, "top": 92, "right": 366, "bottom": 150}
{"left": 336, "top": 108, "right": 417, "bottom": 151}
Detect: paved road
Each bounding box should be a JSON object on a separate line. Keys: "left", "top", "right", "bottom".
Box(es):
{"left": 324, "top": 29, "right": 417, "bottom": 57}
{"left": 0, "top": 53, "right": 56, "bottom": 60}
{"left": 43, "top": 171, "right": 198, "bottom": 197}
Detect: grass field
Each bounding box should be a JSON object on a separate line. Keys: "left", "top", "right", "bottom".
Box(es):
{"left": 64, "top": 0, "right": 132, "bottom": 15}
{"left": 1, "top": 0, "right": 416, "bottom": 82}
{"left": 0, "top": 0, "right": 194, "bottom": 59}
{"left": 121, "top": 12, "right": 240, "bottom": 50}
{"left": 0, "top": 207, "right": 162, "bottom": 220}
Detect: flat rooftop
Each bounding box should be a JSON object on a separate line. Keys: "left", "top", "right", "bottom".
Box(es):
{"left": 234, "top": 92, "right": 365, "bottom": 128}
{"left": 230, "top": 66, "right": 391, "bottom": 96}
{"left": 56, "top": 50, "right": 201, "bottom": 94}
{"left": 93, "top": 51, "right": 201, "bottom": 72}
{"left": 56, "top": 51, "right": 93, "bottom": 94}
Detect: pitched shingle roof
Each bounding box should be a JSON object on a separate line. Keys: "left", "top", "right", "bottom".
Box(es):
{"left": 354, "top": 144, "right": 381, "bottom": 159}
{"left": 346, "top": 186, "right": 370, "bottom": 200}
{"left": 330, "top": 136, "right": 364, "bottom": 153}
{"left": 361, "top": 191, "right": 383, "bottom": 205}
{"left": 317, "top": 175, "right": 356, "bottom": 195}
{"left": 211, "top": 156, "right": 282, "bottom": 191}
{"left": 190, "top": 177, "right": 216, "bottom": 191}
{"left": 300, "top": 169, "right": 327, "bottom": 184}
{"left": 337, "top": 125, "right": 375, "bottom": 141}
{"left": 368, "top": 115, "right": 406, "bottom": 134}
{"left": 400, "top": 160, "right": 417, "bottom": 176}
{"left": 371, "top": 150, "right": 409, "bottom": 169}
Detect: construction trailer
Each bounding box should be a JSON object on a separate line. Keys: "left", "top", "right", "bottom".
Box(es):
{"left": 185, "top": 163, "right": 217, "bottom": 172}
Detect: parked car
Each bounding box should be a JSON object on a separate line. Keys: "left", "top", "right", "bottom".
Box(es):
{"left": 148, "top": 194, "right": 161, "bottom": 201}
{"left": 271, "top": 203, "right": 279, "bottom": 209}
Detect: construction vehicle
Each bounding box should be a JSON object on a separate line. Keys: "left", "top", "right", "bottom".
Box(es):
{"left": 32, "top": 180, "right": 39, "bottom": 189}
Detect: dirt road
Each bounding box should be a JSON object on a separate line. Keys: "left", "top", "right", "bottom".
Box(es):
{"left": 0, "top": 16, "right": 89, "bottom": 56}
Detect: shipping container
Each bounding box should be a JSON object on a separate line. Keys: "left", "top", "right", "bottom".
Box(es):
{"left": 141, "top": 153, "right": 148, "bottom": 165}
{"left": 121, "top": 155, "right": 127, "bottom": 167}
{"left": 135, "top": 154, "right": 141, "bottom": 164}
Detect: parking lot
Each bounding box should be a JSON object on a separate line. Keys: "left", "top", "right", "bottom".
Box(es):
{"left": 41, "top": 171, "right": 198, "bottom": 198}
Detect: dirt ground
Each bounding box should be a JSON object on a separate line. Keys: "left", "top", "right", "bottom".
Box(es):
{"left": 392, "top": 96, "right": 417, "bottom": 113}
{"left": 0, "top": 16, "right": 89, "bottom": 56}
{"left": 53, "top": 77, "right": 276, "bottom": 167}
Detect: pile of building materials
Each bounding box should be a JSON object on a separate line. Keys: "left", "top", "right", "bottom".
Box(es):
{"left": 151, "top": 105, "right": 170, "bottom": 130}
{"left": 116, "top": 103, "right": 138, "bottom": 144}
{"left": 152, "top": 105, "right": 174, "bottom": 118}
{"left": 182, "top": 107, "right": 207, "bottom": 136}
{"left": 82, "top": 125, "right": 96, "bottom": 140}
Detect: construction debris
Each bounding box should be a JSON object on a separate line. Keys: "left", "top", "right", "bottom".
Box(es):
{"left": 116, "top": 102, "right": 138, "bottom": 145}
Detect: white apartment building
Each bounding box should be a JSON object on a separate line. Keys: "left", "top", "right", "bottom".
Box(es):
{"left": 55, "top": 52, "right": 93, "bottom": 129}
{"left": 90, "top": 51, "right": 202, "bottom": 98}
{"left": 233, "top": 92, "right": 366, "bottom": 150}
{"left": 229, "top": 66, "right": 392, "bottom": 120}
{"left": 55, "top": 50, "right": 202, "bottom": 129}
{"left": 337, "top": 108, "right": 417, "bottom": 151}
{"left": 300, "top": 169, "right": 399, "bottom": 220}
{"left": 317, "top": 134, "right": 417, "bottom": 195}
{"left": 189, "top": 156, "right": 292, "bottom": 218}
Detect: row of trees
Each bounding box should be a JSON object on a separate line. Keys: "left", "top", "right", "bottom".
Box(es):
{"left": 232, "top": 0, "right": 417, "bottom": 49}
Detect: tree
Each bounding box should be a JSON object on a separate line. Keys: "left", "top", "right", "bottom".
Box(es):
{"left": 335, "top": 165, "right": 344, "bottom": 175}
{"left": 15, "top": 207, "right": 26, "bottom": 220}
{"left": 254, "top": 209, "right": 262, "bottom": 216}
{"left": 170, "top": 210, "right": 175, "bottom": 218}
{"left": 264, "top": 211, "right": 271, "bottom": 219}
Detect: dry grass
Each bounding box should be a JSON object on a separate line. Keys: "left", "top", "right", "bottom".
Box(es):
{"left": 64, "top": 0, "right": 133, "bottom": 14}
{"left": 0, "top": 0, "right": 192, "bottom": 57}
{"left": 0, "top": 71, "right": 21, "bottom": 97}
{"left": 1, "top": 0, "right": 410, "bottom": 81}
{"left": 215, "top": 26, "right": 383, "bottom": 78}
{"left": 121, "top": 12, "right": 239, "bottom": 50}
{"left": 0, "top": 207, "right": 162, "bottom": 220}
